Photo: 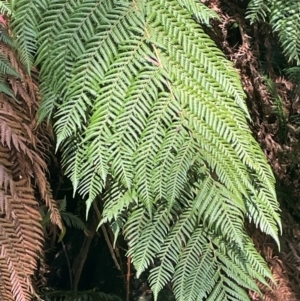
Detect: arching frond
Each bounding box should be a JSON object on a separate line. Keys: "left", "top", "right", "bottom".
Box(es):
{"left": 11, "top": 0, "right": 47, "bottom": 71}
{"left": 127, "top": 206, "right": 172, "bottom": 276}
{"left": 270, "top": 0, "right": 300, "bottom": 64}
{"left": 9, "top": 0, "right": 281, "bottom": 300}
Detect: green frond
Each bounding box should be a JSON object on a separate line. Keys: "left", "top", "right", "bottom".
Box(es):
{"left": 173, "top": 227, "right": 265, "bottom": 301}
{"left": 57, "top": 196, "right": 67, "bottom": 212}
{"left": 37, "top": 84, "right": 59, "bottom": 123}
{"left": 151, "top": 121, "right": 185, "bottom": 201}
{"left": 285, "top": 66, "right": 300, "bottom": 82}
{"left": 110, "top": 213, "right": 126, "bottom": 246}
{"left": 127, "top": 207, "right": 172, "bottom": 276}
{"left": 123, "top": 206, "right": 150, "bottom": 252}
{"left": 0, "top": 54, "right": 19, "bottom": 77}
{"left": 0, "top": 81, "right": 15, "bottom": 97}
{"left": 79, "top": 167, "right": 104, "bottom": 216}
{"left": 176, "top": 0, "right": 220, "bottom": 24}
{"left": 245, "top": 193, "right": 281, "bottom": 246}
{"left": 100, "top": 186, "right": 133, "bottom": 226}
{"left": 246, "top": 0, "right": 271, "bottom": 23}
{"left": 216, "top": 251, "right": 260, "bottom": 292}
{"left": 54, "top": 98, "right": 89, "bottom": 148}
{"left": 9, "top": 0, "right": 281, "bottom": 300}
{"left": 63, "top": 139, "right": 85, "bottom": 193}
{"left": 35, "top": 0, "right": 81, "bottom": 66}
{"left": 133, "top": 91, "right": 180, "bottom": 211}
{"left": 185, "top": 247, "right": 216, "bottom": 301}
{"left": 149, "top": 208, "right": 198, "bottom": 298}
{"left": 0, "top": 36, "right": 20, "bottom": 98}
{"left": 196, "top": 180, "right": 247, "bottom": 247}
{"left": 61, "top": 212, "right": 87, "bottom": 231}
{"left": 173, "top": 227, "right": 206, "bottom": 301}
{"left": 184, "top": 177, "right": 245, "bottom": 250}
{"left": 270, "top": 0, "right": 300, "bottom": 64}
{"left": 0, "top": 27, "right": 14, "bottom": 47}
{"left": 205, "top": 279, "right": 225, "bottom": 301}
{"left": 165, "top": 137, "right": 195, "bottom": 209}
{"left": 148, "top": 2, "right": 248, "bottom": 115}
{"left": 11, "top": 0, "right": 47, "bottom": 71}
{"left": 224, "top": 241, "right": 273, "bottom": 286}
{"left": 218, "top": 274, "right": 251, "bottom": 301}
{"left": 247, "top": 0, "right": 300, "bottom": 64}
{"left": 0, "top": 1, "right": 11, "bottom": 16}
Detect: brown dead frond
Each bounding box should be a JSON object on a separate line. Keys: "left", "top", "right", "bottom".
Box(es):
{"left": 0, "top": 24, "right": 61, "bottom": 301}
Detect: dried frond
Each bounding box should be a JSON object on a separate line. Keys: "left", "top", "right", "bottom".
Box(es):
{"left": 0, "top": 23, "right": 61, "bottom": 301}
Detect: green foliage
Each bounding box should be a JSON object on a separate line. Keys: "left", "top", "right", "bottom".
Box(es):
{"left": 247, "top": 0, "right": 300, "bottom": 64}
{"left": 0, "top": 0, "right": 10, "bottom": 16}
{"left": 8, "top": 1, "right": 281, "bottom": 301}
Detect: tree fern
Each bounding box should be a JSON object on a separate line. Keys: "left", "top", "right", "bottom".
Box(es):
{"left": 7, "top": 0, "right": 282, "bottom": 300}
{"left": 246, "top": 0, "right": 271, "bottom": 23}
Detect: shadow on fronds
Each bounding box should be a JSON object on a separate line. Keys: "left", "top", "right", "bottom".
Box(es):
{"left": 0, "top": 21, "right": 61, "bottom": 301}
